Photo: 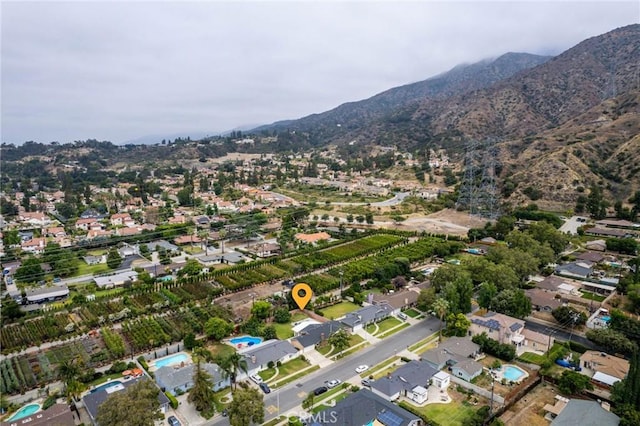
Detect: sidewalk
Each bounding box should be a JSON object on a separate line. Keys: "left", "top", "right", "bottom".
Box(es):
{"left": 354, "top": 328, "right": 380, "bottom": 344}
{"left": 303, "top": 348, "right": 334, "bottom": 368}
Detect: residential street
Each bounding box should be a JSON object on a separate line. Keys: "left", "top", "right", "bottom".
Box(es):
{"left": 205, "top": 315, "right": 441, "bottom": 426}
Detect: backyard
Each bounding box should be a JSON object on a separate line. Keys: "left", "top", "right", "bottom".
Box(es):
{"left": 273, "top": 312, "right": 309, "bottom": 340}
{"left": 403, "top": 389, "right": 481, "bottom": 426}
{"left": 319, "top": 301, "right": 360, "bottom": 319}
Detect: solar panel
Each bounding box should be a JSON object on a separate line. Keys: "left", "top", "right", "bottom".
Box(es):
{"left": 377, "top": 410, "right": 404, "bottom": 426}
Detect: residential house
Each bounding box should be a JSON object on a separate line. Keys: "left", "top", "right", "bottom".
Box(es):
{"left": 0, "top": 404, "right": 74, "bottom": 426}
{"left": 93, "top": 271, "right": 139, "bottom": 289}
{"left": 525, "top": 288, "right": 563, "bottom": 312}
{"left": 148, "top": 240, "right": 179, "bottom": 252}
{"left": 585, "top": 239, "right": 607, "bottom": 252}
{"left": 110, "top": 213, "right": 134, "bottom": 227}
{"left": 45, "top": 227, "right": 66, "bottom": 238}
{"left": 21, "top": 237, "right": 46, "bottom": 254}
{"left": 82, "top": 377, "right": 170, "bottom": 425}
{"left": 421, "top": 337, "right": 481, "bottom": 370}
{"left": 370, "top": 360, "right": 439, "bottom": 403}
{"left": 595, "top": 219, "right": 640, "bottom": 230}
{"left": 25, "top": 285, "right": 70, "bottom": 304}
{"left": 371, "top": 290, "right": 419, "bottom": 315}
{"left": 155, "top": 363, "right": 230, "bottom": 395}
{"left": 549, "top": 399, "right": 620, "bottom": 426}
{"left": 115, "top": 226, "right": 143, "bottom": 237}
{"left": 312, "top": 389, "right": 422, "bottom": 426}
{"left": 291, "top": 320, "right": 344, "bottom": 352}
{"left": 580, "top": 351, "right": 630, "bottom": 387}
{"left": 174, "top": 235, "right": 202, "bottom": 245}
{"left": 84, "top": 255, "right": 106, "bottom": 265}
{"left": 584, "top": 227, "right": 633, "bottom": 239}
{"left": 294, "top": 231, "right": 331, "bottom": 245}
{"left": 240, "top": 340, "right": 299, "bottom": 376}
{"left": 247, "top": 242, "right": 282, "bottom": 258}
{"left": 469, "top": 311, "right": 525, "bottom": 347}
{"left": 555, "top": 262, "right": 593, "bottom": 280}
{"left": 340, "top": 303, "right": 394, "bottom": 332}
{"left": 576, "top": 251, "right": 606, "bottom": 264}
{"left": 18, "top": 211, "right": 50, "bottom": 227}
{"left": 521, "top": 328, "right": 554, "bottom": 353}
{"left": 86, "top": 229, "right": 112, "bottom": 240}
{"left": 450, "top": 358, "right": 483, "bottom": 382}
{"left": 75, "top": 218, "right": 101, "bottom": 232}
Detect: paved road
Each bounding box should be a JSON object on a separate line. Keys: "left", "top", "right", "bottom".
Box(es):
{"left": 524, "top": 319, "right": 603, "bottom": 351}
{"left": 205, "top": 316, "right": 440, "bottom": 426}
{"left": 321, "top": 192, "right": 411, "bottom": 207}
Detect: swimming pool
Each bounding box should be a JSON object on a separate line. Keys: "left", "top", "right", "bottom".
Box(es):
{"left": 154, "top": 353, "right": 189, "bottom": 368}
{"left": 601, "top": 316, "right": 611, "bottom": 322}
{"left": 230, "top": 336, "right": 263, "bottom": 346}
{"left": 503, "top": 365, "right": 527, "bottom": 382}
{"left": 6, "top": 403, "right": 41, "bottom": 421}
{"left": 91, "top": 380, "right": 123, "bottom": 393}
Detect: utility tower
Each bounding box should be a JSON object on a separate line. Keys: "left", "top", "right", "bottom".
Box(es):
{"left": 456, "top": 139, "right": 500, "bottom": 219}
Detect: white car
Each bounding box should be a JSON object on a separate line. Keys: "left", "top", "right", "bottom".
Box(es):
{"left": 326, "top": 379, "right": 341, "bottom": 389}
{"left": 355, "top": 365, "right": 369, "bottom": 374}
{"left": 250, "top": 375, "right": 263, "bottom": 384}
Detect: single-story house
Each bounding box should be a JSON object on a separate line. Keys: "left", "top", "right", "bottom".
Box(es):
{"left": 147, "top": 240, "right": 179, "bottom": 252}
{"left": 550, "top": 399, "right": 620, "bottom": 426}
{"left": 340, "top": 303, "right": 394, "bottom": 332}
{"left": 575, "top": 251, "right": 606, "bottom": 264}
{"left": 155, "top": 363, "right": 230, "bottom": 395}
{"left": 585, "top": 239, "right": 607, "bottom": 252}
{"left": 584, "top": 227, "right": 633, "bottom": 239}
{"left": 469, "top": 311, "right": 525, "bottom": 347}
{"left": 82, "top": 377, "right": 170, "bottom": 425}
{"left": 555, "top": 262, "right": 592, "bottom": 279}
{"left": 370, "top": 360, "right": 439, "bottom": 403}
{"left": 197, "top": 251, "right": 247, "bottom": 266}
{"left": 294, "top": 231, "right": 331, "bottom": 245}
{"left": 525, "top": 288, "right": 563, "bottom": 312}
{"left": 24, "top": 285, "right": 70, "bottom": 304}
{"left": 247, "top": 242, "right": 282, "bottom": 258}
{"left": 421, "top": 337, "right": 481, "bottom": 370}
{"left": 450, "top": 358, "right": 483, "bottom": 382}
{"left": 93, "top": 271, "right": 139, "bottom": 289}
{"left": 83, "top": 255, "right": 106, "bottom": 265}
{"left": 312, "top": 389, "right": 422, "bottom": 426}
{"left": 595, "top": 219, "right": 639, "bottom": 229}
{"left": 371, "top": 290, "right": 419, "bottom": 314}
{"left": 537, "top": 275, "right": 570, "bottom": 292}
{"left": 0, "top": 403, "right": 74, "bottom": 426}
{"left": 240, "top": 339, "right": 299, "bottom": 376}
{"left": 580, "top": 351, "right": 630, "bottom": 387}
{"left": 291, "top": 320, "right": 344, "bottom": 351}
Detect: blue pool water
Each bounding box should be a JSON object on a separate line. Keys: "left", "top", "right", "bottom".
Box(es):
{"left": 154, "top": 353, "right": 189, "bottom": 368}
{"left": 503, "top": 365, "right": 526, "bottom": 382}
{"left": 159, "top": 275, "right": 174, "bottom": 282}
{"left": 601, "top": 316, "right": 611, "bottom": 322}
{"left": 230, "top": 336, "right": 263, "bottom": 346}
{"left": 7, "top": 403, "right": 40, "bottom": 421}
{"left": 91, "top": 380, "right": 123, "bottom": 393}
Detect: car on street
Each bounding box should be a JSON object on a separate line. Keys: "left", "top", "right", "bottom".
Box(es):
{"left": 167, "top": 416, "right": 181, "bottom": 426}
{"left": 355, "top": 365, "right": 369, "bottom": 373}
{"left": 361, "top": 378, "right": 372, "bottom": 387}
{"left": 259, "top": 382, "right": 271, "bottom": 393}
{"left": 250, "top": 374, "right": 263, "bottom": 384}
{"left": 313, "top": 386, "right": 328, "bottom": 395}
{"left": 326, "top": 379, "right": 341, "bottom": 389}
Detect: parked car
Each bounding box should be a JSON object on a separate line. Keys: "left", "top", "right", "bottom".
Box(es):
{"left": 397, "top": 312, "right": 408, "bottom": 320}
{"left": 361, "top": 378, "right": 373, "bottom": 387}
{"left": 250, "top": 374, "right": 263, "bottom": 384}
{"left": 355, "top": 365, "right": 369, "bottom": 373}
{"left": 167, "top": 416, "right": 181, "bottom": 426}
{"left": 259, "top": 382, "right": 271, "bottom": 394}
{"left": 221, "top": 409, "right": 228, "bottom": 417}
{"left": 313, "top": 386, "right": 328, "bottom": 395}
{"left": 326, "top": 379, "right": 341, "bottom": 389}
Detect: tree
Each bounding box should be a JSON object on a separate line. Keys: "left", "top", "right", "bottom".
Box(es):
{"left": 106, "top": 248, "right": 123, "bottom": 269}
{"left": 491, "top": 289, "right": 532, "bottom": 319}
{"left": 557, "top": 370, "right": 593, "bottom": 395}
{"left": 57, "top": 357, "right": 84, "bottom": 402}
{"left": 228, "top": 382, "right": 264, "bottom": 426}
{"left": 274, "top": 308, "right": 291, "bottom": 323}
{"left": 417, "top": 288, "right": 436, "bottom": 312}
{"left": 204, "top": 317, "right": 234, "bottom": 341}
{"left": 251, "top": 300, "right": 272, "bottom": 320}
{"left": 612, "top": 348, "right": 640, "bottom": 426}
{"left": 552, "top": 306, "right": 587, "bottom": 326}
{"left": 327, "top": 329, "right": 350, "bottom": 357}
{"left": 586, "top": 185, "right": 608, "bottom": 220}
{"left": 188, "top": 348, "right": 216, "bottom": 418}
{"left": 430, "top": 265, "right": 471, "bottom": 293}
{"left": 217, "top": 352, "right": 248, "bottom": 390}
{"left": 178, "top": 258, "right": 203, "bottom": 277}
{"left": 184, "top": 332, "right": 199, "bottom": 350}
{"left": 2, "top": 229, "right": 20, "bottom": 246}
{"left": 14, "top": 257, "right": 45, "bottom": 283}
{"left": 432, "top": 298, "right": 449, "bottom": 342}
{"left": 586, "top": 328, "right": 636, "bottom": 356}
{"left": 261, "top": 325, "right": 277, "bottom": 340}
{"left": 1, "top": 296, "right": 24, "bottom": 322}
{"left": 477, "top": 282, "right": 498, "bottom": 310}
{"left": 444, "top": 313, "right": 471, "bottom": 337}
{"left": 365, "top": 212, "right": 374, "bottom": 224}
{"left": 527, "top": 221, "right": 569, "bottom": 254}
{"left": 96, "top": 379, "right": 163, "bottom": 426}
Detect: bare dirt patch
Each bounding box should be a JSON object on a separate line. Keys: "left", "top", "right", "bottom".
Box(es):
{"left": 500, "top": 382, "right": 558, "bottom": 426}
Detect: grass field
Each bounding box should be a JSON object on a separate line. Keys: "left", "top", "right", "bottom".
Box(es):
{"left": 320, "top": 301, "right": 360, "bottom": 319}
{"left": 273, "top": 323, "right": 294, "bottom": 340}
{"left": 378, "top": 322, "right": 410, "bottom": 338}
{"left": 404, "top": 399, "right": 476, "bottom": 426}
{"left": 207, "top": 343, "right": 235, "bottom": 360}
{"left": 75, "top": 260, "right": 111, "bottom": 276}
{"left": 518, "top": 352, "right": 547, "bottom": 365}
{"left": 404, "top": 308, "right": 422, "bottom": 318}
{"left": 365, "top": 317, "right": 402, "bottom": 335}
{"left": 580, "top": 291, "right": 606, "bottom": 302}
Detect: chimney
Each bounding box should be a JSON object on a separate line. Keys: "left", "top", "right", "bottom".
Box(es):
{"left": 251, "top": 355, "right": 256, "bottom": 364}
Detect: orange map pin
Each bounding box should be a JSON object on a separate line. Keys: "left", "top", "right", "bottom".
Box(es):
{"left": 292, "top": 283, "right": 313, "bottom": 310}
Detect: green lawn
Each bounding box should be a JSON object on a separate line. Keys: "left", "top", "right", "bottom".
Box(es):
{"left": 311, "top": 391, "right": 350, "bottom": 413}
{"left": 262, "top": 416, "right": 286, "bottom": 426}
{"left": 378, "top": 321, "right": 409, "bottom": 338}
{"left": 404, "top": 308, "right": 422, "bottom": 318}
{"left": 367, "top": 356, "right": 401, "bottom": 379}
{"left": 207, "top": 343, "right": 235, "bottom": 359}
{"left": 403, "top": 399, "right": 476, "bottom": 426}
{"left": 258, "top": 368, "right": 278, "bottom": 382}
{"left": 260, "top": 357, "right": 311, "bottom": 382}
{"left": 272, "top": 366, "right": 320, "bottom": 388}
{"left": 580, "top": 291, "right": 606, "bottom": 302}
{"left": 367, "top": 317, "right": 401, "bottom": 335}
{"left": 320, "top": 302, "right": 360, "bottom": 319}
{"left": 75, "top": 260, "right": 111, "bottom": 276}
{"left": 273, "top": 323, "right": 294, "bottom": 340}
{"left": 518, "top": 352, "right": 547, "bottom": 365}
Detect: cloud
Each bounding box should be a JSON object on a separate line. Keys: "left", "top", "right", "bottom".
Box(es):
{"left": 2, "top": 0, "right": 638, "bottom": 144}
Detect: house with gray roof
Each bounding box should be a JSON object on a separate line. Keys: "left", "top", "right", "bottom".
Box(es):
{"left": 148, "top": 239, "right": 179, "bottom": 252}
{"left": 555, "top": 262, "right": 593, "bottom": 279}
{"left": 0, "top": 403, "right": 74, "bottom": 426}
{"left": 370, "top": 360, "right": 438, "bottom": 403}
{"left": 93, "top": 270, "right": 139, "bottom": 289}
{"left": 240, "top": 339, "right": 299, "bottom": 376}
{"left": 469, "top": 311, "right": 525, "bottom": 346}
{"left": 450, "top": 358, "right": 483, "bottom": 382}
{"left": 24, "top": 285, "right": 69, "bottom": 304}
{"left": 421, "top": 337, "right": 481, "bottom": 370}
{"left": 311, "top": 389, "right": 421, "bottom": 426}
{"left": 155, "top": 362, "right": 230, "bottom": 395}
{"left": 82, "top": 377, "right": 170, "bottom": 425}
{"left": 550, "top": 399, "right": 619, "bottom": 426}
{"left": 340, "top": 303, "right": 394, "bottom": 332}
{"left": 291, "top": 320, "right": 344, "bottom": 352}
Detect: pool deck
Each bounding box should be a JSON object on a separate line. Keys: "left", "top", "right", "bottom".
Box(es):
{"left": 490, "top": 364, "right": 529, "bottom": 384}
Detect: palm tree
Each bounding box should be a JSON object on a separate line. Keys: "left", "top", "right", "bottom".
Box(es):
{"left": 57, "top": 358, "right": 83, "bottom": 403}
{"left": 217, "top": 352, "right": 249, "bottom": 390}
{"left": 432, "top": 298, "right": 450, "bottom": 342}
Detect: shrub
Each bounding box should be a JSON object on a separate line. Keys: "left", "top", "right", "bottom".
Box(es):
{"left": 400, "top": 356, "right": 411, "bottom": 363}
{"left": 350, "top": 385, "right": 359, "bottom": 392}
{"left": 267, "top": 361, "right": 275, "bottom": 369}
{"left": 165, "top": 391, "right": 179, "bottom": 409}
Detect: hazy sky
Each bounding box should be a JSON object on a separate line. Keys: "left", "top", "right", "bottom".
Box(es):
{"left": 2, "top": 1, "right": 639, "bottom": 145}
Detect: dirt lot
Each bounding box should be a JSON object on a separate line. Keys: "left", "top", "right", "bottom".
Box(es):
{"left": 380, "top": 209, "right": 489, "bottom": 236}
{"left": 500, "top": 382, "right": 558, "bottom": 426}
